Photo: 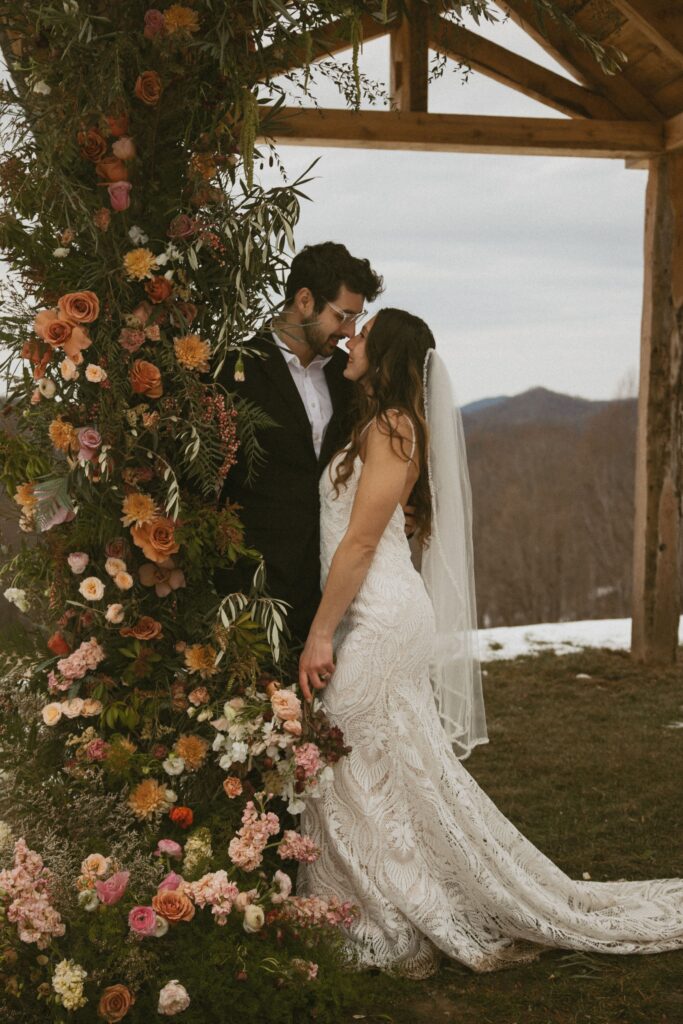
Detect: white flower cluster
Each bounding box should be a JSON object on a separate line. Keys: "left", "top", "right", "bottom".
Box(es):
{"left": 212, "top": 696, "right": 295, "bottom": 773}
{"left": 182, "top": 827, "right": 212, "bottom": 877}
{"left": 52, "top": 959, "right": 88, "bottom": 1010}
{"left": 3, "top": 587, "right": 28, "bottom": 612}
{"left": 158, "top": 979, "right": 190, "bottom": 1015}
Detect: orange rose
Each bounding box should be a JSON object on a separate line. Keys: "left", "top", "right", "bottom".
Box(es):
{"left": 119, "top": 616, "right": 163, "bottom": 641}
{"left": 144, "top": 276, "right": 173, "bottom": 304}
{"left": 106, "top": 112, "right": 129, "bottom": 137}
{"left": 129, "top": 359, "right": 163, "bottom": 398}
{"left": 57, "top": 291, "right": 100, "bottom": 324}
{"left": 131, "top": 516, "right": 180, "bottom": 563}
{"left": 97, "top": 984, "right": 135, "bottom": 1023}
{"left": 77, "top": 128, "right": 108, "bottom": 162}
{"left": 134, "top": 71, "right": 163, "bottom": 106}
{"left": 151, "top": 889, "right": 195, "bottom": 922}
{"left": 34, "top": 309, "right": 92, "bottom": 359}
{"left": 95, "top": 156, "right": 129, "bottom": 182}
{"left": 169, "top": 806, "right": 193, "bottom": 829}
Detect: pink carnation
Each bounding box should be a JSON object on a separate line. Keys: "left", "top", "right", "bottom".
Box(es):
{"left": 188, "top": 871, "right": 239, "bottom": 925}
{"left": 96, "top": 870, "right": 130, "bottom": 906}
{"left": 228, "top": 801, "right": 280, "bottom": 872}
{"left": 155, "top": 839, "right": 183, "bottom": 860}
{"left": 277, "top": 831, "right": 320, "bottom": 864}
{"left": 294, "top": 742, "right": 322, "bottom": 780}
{"left": 85, "top": 738, "right": 109, "bottom": 761}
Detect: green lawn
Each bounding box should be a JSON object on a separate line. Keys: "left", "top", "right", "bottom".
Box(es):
{"left": 339, "top": 647, "right": 683, "bottom": 1024}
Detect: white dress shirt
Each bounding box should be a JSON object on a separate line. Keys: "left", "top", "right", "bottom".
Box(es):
{"left": 274, "top": 338, "right": 333, "bottom": 458}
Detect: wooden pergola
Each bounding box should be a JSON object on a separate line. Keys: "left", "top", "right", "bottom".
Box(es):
{"left": 262, "top": 0, "right": 683, "bottom": 665}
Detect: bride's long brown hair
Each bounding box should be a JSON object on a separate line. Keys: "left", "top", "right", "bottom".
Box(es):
{"left": 333, "top": 307, "right": 436, "bottom": 544}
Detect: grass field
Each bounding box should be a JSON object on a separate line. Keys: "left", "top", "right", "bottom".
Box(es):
{"left": 339, "top": 647, "right": 683, "bottom": 1024}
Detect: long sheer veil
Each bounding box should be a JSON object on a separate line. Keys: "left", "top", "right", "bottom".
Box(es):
{"left": 420, "top": 349, "right": 488, "bottom": 759}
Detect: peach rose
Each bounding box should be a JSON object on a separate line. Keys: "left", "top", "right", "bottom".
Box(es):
{"left": 35, "top": 311, "right": 92, "bottom": 360}
{"left": 97, "top": 983, "right": 135, "bottom": 1023}
{"left": 270, "top": 688, "right": 302, "bottom": 722}
{"left": 82, "top": 698, "right": 103, "bottom": 717}
{"left": 134, "top": 71, "right": 163, "bottom": 106}
{"left": 113, "top": 571, "right": 134, "bottom": 591}
{"left": 106, "top": 112, "right": 129, "bottom": 137}
{"left": 144, "top": 276, "right": 173, "bottom": 304}
{"left": 130, "top": 359, "right": 163, "bottom": 398}
{"left": 42, "top": 702, "right": 63, "bottom": 726}
{"left": 112, "top": 136, "right": 136, "bottom": 161}
{"left": 151, "top": 889, "right": 195, "bottom": 923}
{"left": 77, "top": 128, "right": 107, "bottom": 162}
{"left": 96, "top": 156, "right": 129, "bottom": 182}
{"left": 105, "top": 603, "right": 125, "bottom": 624}
{"left": 81, "top": 853, "right": 110, "bottom": 878}
{"left": 57, "top": 291, "right": 100, "bottom": 324}
{"left": 131, "top": 517, "right": 180, "bottom": 563}
{"left": 119, "top": 615, "right": 163, "bottom": 641}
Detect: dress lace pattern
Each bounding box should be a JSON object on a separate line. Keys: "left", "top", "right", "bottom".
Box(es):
{"left": 298, "top": 451, "right": 683, "bottom": 978}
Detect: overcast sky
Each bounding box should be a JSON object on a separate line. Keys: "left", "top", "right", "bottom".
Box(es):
{"left": 262, "top": 10, "right": 647, "bottom": 406}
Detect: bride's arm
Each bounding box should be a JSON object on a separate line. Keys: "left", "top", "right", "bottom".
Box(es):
{"left": 299, "top": 414, "right": 415, "bottom": 701}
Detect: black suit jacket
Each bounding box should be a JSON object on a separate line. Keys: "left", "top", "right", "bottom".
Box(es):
{"left": 218, "top": 332, "right": 354, "bottom": 642}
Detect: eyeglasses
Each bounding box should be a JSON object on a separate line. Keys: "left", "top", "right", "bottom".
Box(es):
{"left": 326, "top": 300, "right": 367, "bottom": 327}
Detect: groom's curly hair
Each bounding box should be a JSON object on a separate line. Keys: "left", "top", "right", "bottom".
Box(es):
{"left": 284, "top": 242, "right": 383, "bottom": 310}
{"left": 332, "top": 308, "right": 436, "bottom": 545}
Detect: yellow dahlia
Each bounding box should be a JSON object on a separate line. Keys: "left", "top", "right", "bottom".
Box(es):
{"left": 128, "top": 778, "right": 169, "bottom": 820}
{"left": 184, "top": 644, "right": 218, "bottom": 678}
{"left": 163, "top": 4, "right": 200, "bottom": 34}
{"left": 173, "top": 734, "right": 209, "bottom": 772}
{"left": 121, "top": 491, "right": 158, "bottom": 528}
{"left": 123, "top": 248, "right": 158, "bottom": 281}
{"left": 14, "top": 482, "right": 36, "bottom": 510}
{"left": 174, "top": 334, "right": 211, "bottom": 372}
{"left": 48, "top": 418, "right": 77, "bottom": 452}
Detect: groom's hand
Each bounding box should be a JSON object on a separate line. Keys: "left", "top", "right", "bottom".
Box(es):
{"left": 299, "top": 631, "right": 335, "bottom": 703}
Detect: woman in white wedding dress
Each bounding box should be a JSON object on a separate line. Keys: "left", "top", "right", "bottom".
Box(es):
{"left": 296, "top": 308, "right": 683, "bottom": 978}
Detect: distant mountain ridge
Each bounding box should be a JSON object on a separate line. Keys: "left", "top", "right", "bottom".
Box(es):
{"left": 461, "top": 386, "right": 634, "bottom": 431}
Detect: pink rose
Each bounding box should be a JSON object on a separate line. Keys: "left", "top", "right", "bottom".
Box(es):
{"left": 143, "top": 9, "right": 166, "bottom": 38}
{"left": 108, "top": 181, "right": 132, "bottom": 212}
{"left": 271, "top": 689, "right": 302, "bottom": 722}
{"left": 112, "top": 136, "right": 136, "bottom": 161}
{"left": 167, "top": 214, "right": 196, "bottom": 240}
{"left": 128, "top": 905, "right": 157, "bottom": 936}
{"left": 85, "top": 738, "right": 109, "bottom": 761}
{"left": 155, "top": 839, "right": 182, "bottom": 860}
{"left": 158, "top": 871, "right": 184, "bottom": 892}
{"left": 77, "top": 426, "right": 102, "bottom": 462}
{"left": 96, "top": 870, "right": 130, "bottom": 905}
{"left": 67, "top": 552, "right": 89, "bottom": 575}
{"left": 119, "top": 328, "right": 145, "bottom": 353}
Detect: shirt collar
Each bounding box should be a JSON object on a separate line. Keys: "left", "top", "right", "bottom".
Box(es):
{"left": 273, "top": 333, "right": 333, "bottom": 370}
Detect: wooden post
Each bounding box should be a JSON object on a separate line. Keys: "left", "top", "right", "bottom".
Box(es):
{"left": 390, "top": 1, "right": 429, "bottom": 113}
{"left": 632, "top": 153, "right": 683, "bottom": 663}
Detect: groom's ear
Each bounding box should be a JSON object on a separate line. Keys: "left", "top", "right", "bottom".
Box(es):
{"left": 293, "top": 286, "right": 315, "bottom": 318}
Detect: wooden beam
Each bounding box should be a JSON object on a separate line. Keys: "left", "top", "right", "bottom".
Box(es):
{"left": 259, "top": 13, "right": 389, "bottom": 80}
{"left": 609, "top": 0, "right": 683, "bottom": 71}
{"left": 495, "top": 0, "right": 664, "bottom": 121}
{"left": 631, "top": 152, "right": 683, "bottom": 664}
{"left": 665, "top": 110, "right": 683, "bottom": 153}
{"left": 390, "top": 1, "right": 430, "bottom": 112}
{"left": 260, "top": 106, "right": 663, "bottom": 158}
{"left": 430, "top": 16, "right": 623, "bottom": 120}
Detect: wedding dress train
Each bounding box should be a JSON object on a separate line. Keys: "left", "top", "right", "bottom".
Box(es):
{"left": 298, "top": 451, "right": 683, "bottom": 978}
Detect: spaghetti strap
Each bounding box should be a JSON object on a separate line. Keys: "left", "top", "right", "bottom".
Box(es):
{"left": 362, "top": 412, "right": 416, "bottom": 460}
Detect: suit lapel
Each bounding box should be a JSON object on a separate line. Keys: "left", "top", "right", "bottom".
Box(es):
{"left": 258, "top": 333, "right": 315, "bottom": 454}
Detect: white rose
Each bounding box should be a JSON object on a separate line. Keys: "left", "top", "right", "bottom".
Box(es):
{"left": 79, "top": 576, "right": 105, "bottom": 601}
{"left": 243, "top": 904, "right": 265, "bottom": 933}
{"left": 287, "top": 797, "right": 307, "bottom": 816}
{"left": 162, "top": 754, "right": 185, "bottom": 777}
{"left": 38, "top": 378, "right": 57, "bottom": 398}
{"left": 53, "top": 247, "right": 70, "bottom": 258}
{"left": 85, "top": 364, "right": 107, "bottom": 383}
{"left": 59, "top": 357, "right": 79, "bottom": 381}
{"left": 105, "top": 603, "right": 125, "bottom": 624}
{"left": 62, "top": 698, "right": 84, "bottom": 719}
{"left": 153, "top": 914, "right": 169, "bottom": 938}
{"left": 158, "top": 980, "right": 190, "bottom": 1016}
{"left": 165, "top": 789, "right": 178, "bottom": 805}
{"left": 42, "top": 702, "right": 63, "bottom": 727}
{"left": 32, "top": 80, "right": 51, "bottom": 95}
{"left": 77, "top": 889, "right": 100, "bottom": 911}
{"left": 3, "top": 587, "right": 29, "bottom": 612}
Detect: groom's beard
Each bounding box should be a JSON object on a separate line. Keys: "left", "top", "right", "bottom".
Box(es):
{"left": 302, "top": 318, "right": 344, "bottom": 358}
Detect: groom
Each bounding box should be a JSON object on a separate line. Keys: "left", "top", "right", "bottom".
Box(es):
{"left": 218, "top": 242, "right": 383, "bottom": 646}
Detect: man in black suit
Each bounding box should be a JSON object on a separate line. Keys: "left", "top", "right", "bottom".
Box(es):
{"left": 218, "top": 242, "right": 383, "bottom": 646}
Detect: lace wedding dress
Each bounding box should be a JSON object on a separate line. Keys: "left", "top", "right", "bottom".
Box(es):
{"left": 298, "top": 448, "right": 683, "bottom": 978}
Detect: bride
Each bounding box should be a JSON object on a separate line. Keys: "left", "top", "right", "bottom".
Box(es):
{"left": 296, "top": 307, "right": 683, "bottom": 978}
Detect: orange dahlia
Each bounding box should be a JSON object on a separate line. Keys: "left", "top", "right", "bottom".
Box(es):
{"left": 173, "top": 734, "right": 209, "bottom": 772}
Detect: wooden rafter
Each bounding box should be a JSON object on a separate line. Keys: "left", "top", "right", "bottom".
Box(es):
{"left": 609, "top": 0, "right": 683, "bottom": 72}
{"left": 495, "top": 0, "right": 664, "bottom": 121}
{"left": 258, "top": 13, "right": 388, "bottom": 80}
{"left": 390, "top": 1, "right": 429, "bottom": 112}
{"left": 261, "top": 106, "right": 663, "bottom": 158}
{"left": 430, "top": 16, "right": 623, "bottom": 120}
{"left": 665, "top": 110, "right": 683, "bottom": 153}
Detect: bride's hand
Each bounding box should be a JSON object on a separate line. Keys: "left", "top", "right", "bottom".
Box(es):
{"left": 299, "top": 631, "right": 335, "bottom": 703}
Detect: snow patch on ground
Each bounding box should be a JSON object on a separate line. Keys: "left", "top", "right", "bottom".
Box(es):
{"left": 479, "top": 616, "right": 683, "bottom": 662}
